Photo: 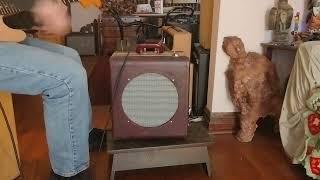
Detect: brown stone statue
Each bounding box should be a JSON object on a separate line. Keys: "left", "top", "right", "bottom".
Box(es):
{"left": 222, "top": 36, "right": 283, "bottom": 142}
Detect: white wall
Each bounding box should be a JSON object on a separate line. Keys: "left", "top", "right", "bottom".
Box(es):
{"left": 70, "top": 2, "right": 102, "bottom": 32}
{"left": 206, "top": 0, "right": 306, "bottom": 113}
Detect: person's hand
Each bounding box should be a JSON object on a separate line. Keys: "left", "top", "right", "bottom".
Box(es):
{"left": 32, "top": 0, "right": 71, "bottom": 35}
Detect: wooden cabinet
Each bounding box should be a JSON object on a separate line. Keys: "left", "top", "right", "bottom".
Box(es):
{"left": 0, "top": 92, "right": 20, "bottom": 180}
{"left": 81, "top": 56, "right": 111, "bottom": 105}
{"left": 199, "top": 0, "right": 214, "bottom": 49}
{"left": 101, "top": 15, "right": 145, "bottom": 55}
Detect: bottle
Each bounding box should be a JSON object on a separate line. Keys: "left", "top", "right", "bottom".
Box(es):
{"left": 154, "top": 0, "right": 163, "bottom": 14}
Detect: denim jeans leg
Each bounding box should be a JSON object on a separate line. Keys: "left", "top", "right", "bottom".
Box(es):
{"left": 21, "top": 37, "right": 93, "bottom": 130}
{"left": 0, "top": 41, "right": 91, "bottom": 177}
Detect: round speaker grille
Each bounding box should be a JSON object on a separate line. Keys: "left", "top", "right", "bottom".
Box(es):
{"left": 122, "top": 73, "right": 178, "bottom": 127}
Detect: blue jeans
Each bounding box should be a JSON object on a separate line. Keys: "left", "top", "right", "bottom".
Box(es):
{"left": 0, "top": 37, "right": 92, "bottom": 177}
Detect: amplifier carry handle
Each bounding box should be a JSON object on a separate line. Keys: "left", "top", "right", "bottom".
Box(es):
{"left": 136, "top": 43, "right": 164, "bottom": 54}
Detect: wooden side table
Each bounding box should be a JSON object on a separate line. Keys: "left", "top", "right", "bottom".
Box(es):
{"left": 261, "top": 42, "right": 299, "bottom": 94}
{"left": 107, "top": 122, "right": 213, "bottom": 180}
{"left": 261, "top": 43, "right": 299, "bottom": 60}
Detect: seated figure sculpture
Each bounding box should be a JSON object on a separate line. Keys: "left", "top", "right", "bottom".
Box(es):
{"left": 268, "top": 0, "right": 293, "bottom": 43}
{"left": 222, "top": 36, "right": 283, "bottom": 142}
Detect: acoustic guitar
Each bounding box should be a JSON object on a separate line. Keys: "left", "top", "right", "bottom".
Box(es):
{"left": 0, "top": 0, "right": 102, "bottom": 42}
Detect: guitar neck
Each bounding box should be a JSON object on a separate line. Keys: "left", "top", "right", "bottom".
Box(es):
{"left": 62, "top": 0, "right": 80, "bottom": 6}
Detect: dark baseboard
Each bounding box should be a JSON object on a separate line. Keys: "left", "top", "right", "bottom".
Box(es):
{"left": 204, "top": 108, "right": 240, "bottom": 135}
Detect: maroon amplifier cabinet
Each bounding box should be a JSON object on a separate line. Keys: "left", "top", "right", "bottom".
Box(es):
{"left": 110, "top": 52, "right": 190, "bottom": 140}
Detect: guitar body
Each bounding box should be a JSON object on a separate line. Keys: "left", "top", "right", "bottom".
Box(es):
{"left": 79, "top": 0, "right": 102, "bottom": 8}
{"left": 0, "top": 16, "right": 26, "bottom": 42}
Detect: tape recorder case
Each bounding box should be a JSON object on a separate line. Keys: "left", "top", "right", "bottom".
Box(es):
{"left": 110, "top": 52, "right": 190, "bottom": 140}
{"left": 65, "top": 32, "right": 97, "bottom": 56}
{"left": 162, "top": 26, "right": 192, "bottom": 58}
{"left": 162, "top": 26, "right": 194, "bottom": 112}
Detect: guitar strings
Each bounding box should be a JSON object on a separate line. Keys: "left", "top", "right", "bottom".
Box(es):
{"left": 0, "top": 0, "right": 20, "bottom": 15}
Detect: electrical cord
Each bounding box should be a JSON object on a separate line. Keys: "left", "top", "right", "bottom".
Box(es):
{"left": 92, "top": 9, "right": 134, "bottom": 152}
{"left": 108, "top": 6, "right": 196, "bottom": 52}
{"left": 98, "top": 51, "right": 130, "bottom": 152}
{"left": 108, "top": 6, "right": 195, "bottom": 41}
{"left": 109, "top": 8, "right": 163, "bottom": 42}
{"left": 0, "top": 100, "right": 23, "bottom": 179}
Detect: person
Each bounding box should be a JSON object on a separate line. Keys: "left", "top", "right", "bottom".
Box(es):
{"left": 0, "top": 0, "right": 99, "bottom": 179}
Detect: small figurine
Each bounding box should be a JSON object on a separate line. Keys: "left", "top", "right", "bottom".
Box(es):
{"left": 294, "top": 12, "right": 300, "bottom": 32}
{"left": 291, "top": 12, "right": 303, "bottom": 45}
{"left": 309, "top": 16, "right": 320, "bottom": 32}
{"left": 307, "top": 0, "right": 320, "bottom": 32}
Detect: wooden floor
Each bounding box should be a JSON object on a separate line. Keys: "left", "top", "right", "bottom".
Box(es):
{"left": 12, "top": 95, "right": 310, "bottom": 180}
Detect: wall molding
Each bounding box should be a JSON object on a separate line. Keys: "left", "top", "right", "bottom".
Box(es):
{"left": 204, "top": 108, "right": 240, "bottom": 135}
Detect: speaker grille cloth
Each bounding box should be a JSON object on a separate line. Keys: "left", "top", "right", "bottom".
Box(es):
{"left": 122, "top": 73, "right": 178, "bottom": 127}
